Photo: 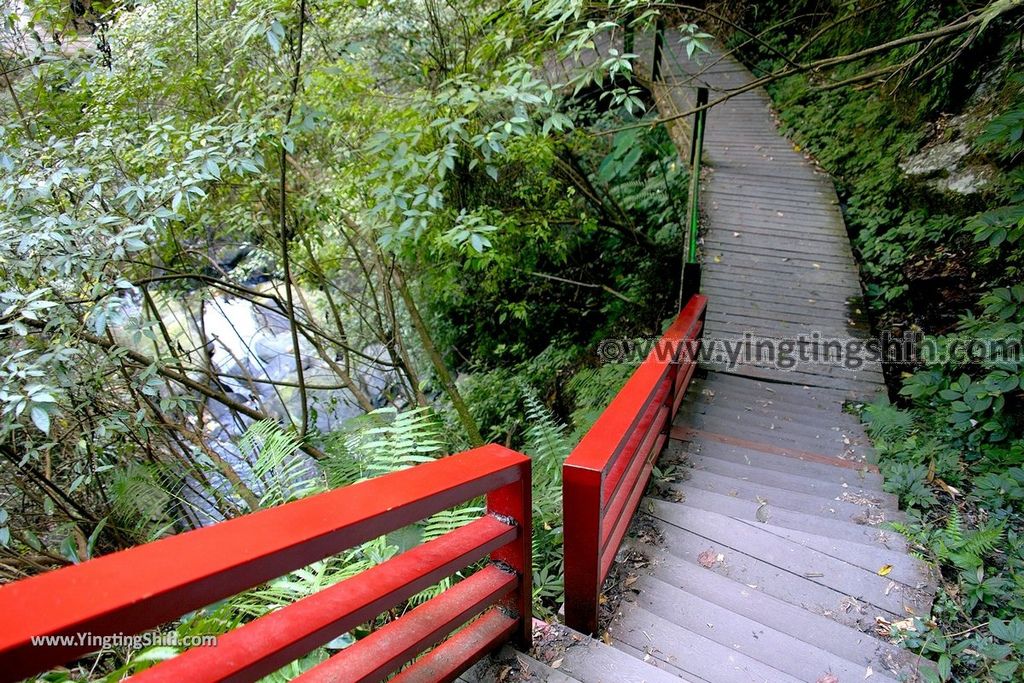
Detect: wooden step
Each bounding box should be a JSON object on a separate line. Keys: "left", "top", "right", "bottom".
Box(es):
{"left": 656, "top": 485, "right": 908, "bottom": 550}
{"left": 687, "top": 377, "right": 868, "bottom": 432}
{"left": 692, "top": 373, "right": 866, "bottom": 417}
{"left": 621, "top": 574, "right": 904, "bottom": 682}
{"left": 623, "top": 542, "right": 931, "bottom": 680}
{"left": 676, "top": 447, "right": 898, "bottom": 508}
{"left": 675, "top": 407, "right": 876, "bottom": 462}
{"left": 682, "top": 383, "right": 872, "bottom": 434}
{"left": 629, "top": 523, "right": 886, "bottom": 630}
{"left": 744, "top": 522, "right": 935, "bottom": 591}
{"left": 458, "top": 645, "right": 580, "bottom": 683}
{"left": 646, "top": 498, "right": 931, "bottom": 617}
{"left": 533, "top": 623, "right": 688, "bottom": 683}
{"left": 670, "top": 468, "right": 900, "bottom": 526}
{"left": 612, "top": 601, "right": 804, "bottom": 682}
{"left": 675, "top": 438, "right": 884, "bottom": 488}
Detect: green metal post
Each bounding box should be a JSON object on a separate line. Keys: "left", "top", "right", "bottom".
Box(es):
{"left": 652, "top": 17, "right": 665, "bottom": 82}
{"left": 680, "top": 87, "right": 709, "bottom": 307}
{"left": 623, "top": 11, "right": 634, "bottom": 55}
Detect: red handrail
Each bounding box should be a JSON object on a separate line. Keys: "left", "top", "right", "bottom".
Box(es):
{"left": 0, "top": 444, "right": 531, "bottom": 683}
{"left": 562, "top": 294, "right": 707, "bottom": 633}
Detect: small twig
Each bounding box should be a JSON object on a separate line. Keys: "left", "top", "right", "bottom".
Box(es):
{"left": 527, "top": 270, "right": 636, "bottom": 303}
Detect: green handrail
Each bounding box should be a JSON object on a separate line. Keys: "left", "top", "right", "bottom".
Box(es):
{"left": 686, "top": 86, "right": 709, "bottom": 265}
{"left": 680, "top": 86, "right": 709, "bottom": 307}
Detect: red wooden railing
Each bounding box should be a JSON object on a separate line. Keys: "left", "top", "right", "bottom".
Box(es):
{"left": 0, "top": 444, "right": 531, "bottom": 683}
{"left": 563, "top": 294, "right": 707, "bottom": 634}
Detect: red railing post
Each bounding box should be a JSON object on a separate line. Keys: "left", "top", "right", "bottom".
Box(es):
{"left": 563, "top": 464, "right": 602, "bottom": 635}
{"left": 487, "top": 458, "right": 533, "bottom": 647}
{"left": 562, "top": 295, "right": 708, "bottom": 635}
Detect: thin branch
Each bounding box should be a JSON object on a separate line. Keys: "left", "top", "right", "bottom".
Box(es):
{"left": 527, "top": 270, "right": 636, "bottom": 303}
{"left": 600, "top": 1, "right": 1023, "bottom": 135}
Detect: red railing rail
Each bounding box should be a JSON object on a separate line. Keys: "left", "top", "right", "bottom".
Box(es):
{"left": 563, "top": 294, "right": 707, "bottom": 633}
{"left": 0, "top": 444, "right": 531, "bottom": 683}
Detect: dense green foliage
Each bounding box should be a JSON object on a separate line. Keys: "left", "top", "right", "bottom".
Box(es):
{"left": 726, "top": 1, "right": 1024, "bottom": 679}
{"left": 0, "top": 0, "right": 690, "bottom": 678}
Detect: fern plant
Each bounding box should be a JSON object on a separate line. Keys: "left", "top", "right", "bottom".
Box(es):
{"left": 520, "top": 390, "right": 573, "bottom": 616}
{"left": 241, "top": 420, "right": 321, "bottom": 508}
{"left": 322, "top": 406, "right": 445, "bottom": 484}
{"left": 108, "top": 462, "right": 186, "bottom": 543}
{"left": 863, "top": 398, "right": 915, "bottom": 443}
{"left": 932, "top": 508, "right": 1006, "bottom": 573}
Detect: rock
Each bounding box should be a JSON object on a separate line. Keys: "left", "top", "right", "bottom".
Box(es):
{"left": 900, "top": 138, "right": 996, "bottom": 196}
{"left": 900, "top": 140, "right": 971, "bottom": 177}
{"left": 931, "top": 165, "right": 998, "bottom": 195}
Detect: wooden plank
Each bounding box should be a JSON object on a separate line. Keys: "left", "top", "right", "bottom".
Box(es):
{"left": 694, "top": 370, "right": 865, "bottom": 409}
{"left": 555, "top": 628, "right": 683, "bottom": 683}
{"left": 671, "top": 437, "right": 884, "bottom": 488}
{"left": 683, "top": 380, "right": 869, "bottom": 431}
{"left": 679, "top": 399, "right": 871, "bottom": 442}
{"left": 673, "top": 410, "right": 878, "bottom": 461}
{"left": 671, "top": 424, "right": 878, "bottom": 472}
{"left": 647, "top": 499, "right": 926, "bottom": 613}
{"left": 743, "top": 522, "right": 934, "bottom": 590}
{"left": 679, "top": 450, "right": 896, "bottom": 507}
{"left": 629, "top": 523, "right": 894, "bottom": 630}
{"left": 609, "top": 640, "right": 702, "bottom": 682}
{"left": 625, "top": 543, "right": 931, "bottom": 679}
{"left": 626, "top": 575, "right": 902, "bottom": 683}
{"left": 672, "top": 468, "right": 877, "bottom": 523}
{"left": 612, "top": 602, "right": 804, "bottom": 683}
{"left": 697, "top": 359, "right": 885, "bottom": 395}
{"left": 660, "top": 484, "right": 903, "bottom": 550}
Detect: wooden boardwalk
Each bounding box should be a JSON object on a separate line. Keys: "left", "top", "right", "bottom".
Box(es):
{"left": 471, "top": 30, "right": 937, "bottom": 683}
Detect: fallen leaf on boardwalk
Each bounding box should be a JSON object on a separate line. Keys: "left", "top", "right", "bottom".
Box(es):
{"left": 878, "top": 564, "right": 893, "bottom": 576}
{"left": 697, "top": 549, "right": 718, "bottom": 568}
{"left": 813, "top": 263, "right": 821, "bottom": 269}
{"left": 714, "top": 254, "right": 722, "bottom": 263}
{"left": 551, "top": 658, "right": 563, "bottom": 669}
{"left": 865, "top": 665, "right": 874, "bottom": 678}
{"left": 624, "top": 574, "right": 638, "bottom": 588}
{"left": 816, "top": 674, "right": 839, "bottom": 683}
{"left": 601, "top": 631, "right": 612, "bottom": 645}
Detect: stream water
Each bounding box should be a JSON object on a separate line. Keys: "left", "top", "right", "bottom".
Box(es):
{"left": 120, "top": 282, "right": 399, "bottom": 524}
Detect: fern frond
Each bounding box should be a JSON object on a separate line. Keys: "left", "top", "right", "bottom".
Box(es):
{"left": 109, "top": 463, "right": 178, "bottom": 540}
{"left": 961, "top": 522, "right": 1005, "bottom": 558}
{"left": 238, "top": 420, "right": 321, "bottom": 508}
{"left": 358, "top": 407, "right": 446, "bottom": 479}
{"left": 422, "top": 505, "right": 484, "bottom": 543}
{"left": 944, "top": 507, "right": 964, "bottom": 546}
{"left": 863, "top": 399, "right": 915, "bottom": 442}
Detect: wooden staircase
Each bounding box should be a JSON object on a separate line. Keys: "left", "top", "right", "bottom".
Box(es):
{"left": 513, "top": 27, "right": 939, "bottom": 683}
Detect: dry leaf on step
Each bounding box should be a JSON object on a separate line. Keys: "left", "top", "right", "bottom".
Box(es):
{"left": 697, "top": 549, "right": 718, "bottom": 568}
